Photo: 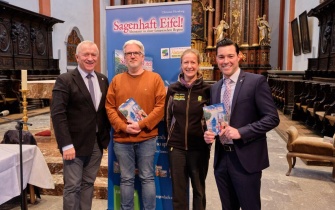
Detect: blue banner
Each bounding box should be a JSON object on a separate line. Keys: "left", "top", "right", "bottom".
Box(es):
{"left": 106, "top": 2, "right": 191, "bottom": 210}
{"left": 106, "top": 2, "right": 191, "bottom": 83}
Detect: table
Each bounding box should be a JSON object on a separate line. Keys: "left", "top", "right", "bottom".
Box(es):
{"left": 0, "top": 144, "right": 54, "bottom": 205}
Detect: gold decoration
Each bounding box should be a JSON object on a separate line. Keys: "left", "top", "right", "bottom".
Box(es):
{"left": 199, "top": 52, "right": 214, "bottom": 80}
{"left": 240, "top": 52, "right": 247, "bottom": 62}
{"left": 231, "top": 9, "right": 241, "bottom": 44}
{"left": 20, "top": 90, "right": 29, "bottom": 131}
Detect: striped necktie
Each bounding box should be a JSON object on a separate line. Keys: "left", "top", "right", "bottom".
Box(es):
{"left": 86, "top": 73, "right": 96, "bottom": 108}
{"left": 220, "top": 78, "right": 232, "bottom": 144}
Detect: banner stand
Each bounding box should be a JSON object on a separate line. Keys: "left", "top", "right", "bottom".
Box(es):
{"left": 106, "top": 2, "right": 191, "bottom": 209}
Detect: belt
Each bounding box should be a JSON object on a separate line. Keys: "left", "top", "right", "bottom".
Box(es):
{"left": 222, "top": 144, "right": 235, "bottom": 152}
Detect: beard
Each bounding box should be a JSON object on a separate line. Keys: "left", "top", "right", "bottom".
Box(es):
{"left": 127, "top": 60, "right": 143, "bottom": 70}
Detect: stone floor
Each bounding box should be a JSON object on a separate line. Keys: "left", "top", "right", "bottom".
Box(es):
{"left": 1, "top": 110, "right": 335, "bottom": 210}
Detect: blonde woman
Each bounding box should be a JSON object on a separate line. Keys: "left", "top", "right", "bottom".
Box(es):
{"left": 165, "top": 49, "right": 211, "bottom": 210}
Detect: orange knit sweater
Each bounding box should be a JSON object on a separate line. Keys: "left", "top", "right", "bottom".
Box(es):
{"left": 105, "top": 70, "right": 166, "bottom": 143}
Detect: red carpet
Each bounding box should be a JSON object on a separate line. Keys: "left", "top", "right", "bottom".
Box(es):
{"left": 35, "top": 130, "right": 51, "bottom": 136}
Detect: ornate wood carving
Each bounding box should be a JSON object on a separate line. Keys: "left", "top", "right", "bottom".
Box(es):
{"left": 203, "top": 0, "right": 271, "bottom": 76}
{"left": 0, "top": 1, "right": 63, "bottom": 78}
{"left": 307, "top": 0, "right": 335, "bottom": 78}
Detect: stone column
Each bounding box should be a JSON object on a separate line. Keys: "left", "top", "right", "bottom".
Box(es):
{"left": 214, "top": 0, "right": 221, "bottom": 44}
{"left": 207, "top": 0, "right": 214, "bottom": 48}
{"left": 251, "top": 0, "right": 260, "bottom": 46}
{"left": 240, "top": 0, "right": 249, "bottom": 47}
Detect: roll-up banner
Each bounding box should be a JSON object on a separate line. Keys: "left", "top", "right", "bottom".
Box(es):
{"left": 106, "top": 2, "right": 191, "bottom": 209}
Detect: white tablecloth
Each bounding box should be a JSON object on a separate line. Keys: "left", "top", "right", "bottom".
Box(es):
{"left": 0, "top": 144, "right": 55, "bottom": 205}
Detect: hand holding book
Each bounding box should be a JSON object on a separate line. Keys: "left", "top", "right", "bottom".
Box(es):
{"left": 118, "top": 98, "right": 148, "bottom": 122}
{"left": 203, "top": 103, "right": 228, "bottom": 135}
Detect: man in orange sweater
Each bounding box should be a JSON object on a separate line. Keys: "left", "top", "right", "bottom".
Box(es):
{"left": 105, "top": 39, "right": 166, "bottom": 210}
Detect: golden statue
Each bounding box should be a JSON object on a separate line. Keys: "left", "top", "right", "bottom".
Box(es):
{"left": 257, "top": 14, "right": 271, "bottom": 46}
{"left": 213, "top": 13, "right": 229, "bottom": 44}
{"left": 231, "top": 10, "right": 241, "bottom": 44}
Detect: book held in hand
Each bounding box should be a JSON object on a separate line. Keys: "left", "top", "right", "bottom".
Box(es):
{"left": 118, "top": 98, "right": 148, "bottom": 122}
{"left": 203, "top": 103, "right": 228, "bottom": 135}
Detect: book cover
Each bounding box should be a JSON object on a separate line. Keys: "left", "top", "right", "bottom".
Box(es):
{"left": 114, "top": 49, "right": 127, "bottom": 75}
{"left": 118, "top": 98, "right": 148, "bottom": 122}
{"left": 203, "top": 103, "right": 228, "bottom": 135}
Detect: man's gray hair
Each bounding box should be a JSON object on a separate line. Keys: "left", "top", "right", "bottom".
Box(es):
{"left": 76, "top": 40, "right": 99, "bottom": 55}
{"left": 123, "top": 40, "right": 145, "bottom": 55}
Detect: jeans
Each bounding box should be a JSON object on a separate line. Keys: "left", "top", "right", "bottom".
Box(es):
{"left": 114, "top": 137, "right": 157, "bottom": 210}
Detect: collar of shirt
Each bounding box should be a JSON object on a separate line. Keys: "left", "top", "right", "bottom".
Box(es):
{"left": 221, "top": 68, "right": 240, "bottom": 106}
{"left": 77, "top": 66, "right": 97, "bottom": 80}
{"left": 223, "top": 68, "right": 240, "bottom": 84}
{"left": 77, "top": 66, "right": 102, "bottom": 111}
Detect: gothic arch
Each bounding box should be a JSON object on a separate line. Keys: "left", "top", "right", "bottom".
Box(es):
{"left": 65, "top": 27, "right": 83, "bottom": 70}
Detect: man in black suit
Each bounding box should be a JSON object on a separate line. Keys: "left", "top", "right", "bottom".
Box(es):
{"left": 51, "top": 40, "right": 110, "bottom": 210}
{"left": 204, "top": 38, "right": 279, "bottom": 210}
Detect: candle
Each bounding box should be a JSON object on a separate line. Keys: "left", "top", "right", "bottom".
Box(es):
{"left": 21, "top": 70, "right": 27, "bottom": 90}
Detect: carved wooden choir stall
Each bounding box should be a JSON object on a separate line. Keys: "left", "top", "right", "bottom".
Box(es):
{"left": 0, "top": 1, "right": 63, "bottom": 113}
{"left": 268, "top": 0, "right": 335, "bottom": 137}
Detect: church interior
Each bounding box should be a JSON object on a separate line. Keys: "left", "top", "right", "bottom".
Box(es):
{"left": 1, "top": 0, "right": 335, "bottom": 209}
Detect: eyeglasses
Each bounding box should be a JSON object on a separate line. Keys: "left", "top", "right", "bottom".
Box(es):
{"left": 124, "top": 51, "right": 142, "bottom": 57}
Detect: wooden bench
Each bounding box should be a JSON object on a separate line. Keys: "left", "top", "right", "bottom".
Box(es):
{"left": 325, "top": 115, "right": 335, "bottom": 126}
{"left": 0, "top": 91, "right": 18, "bottom": 105}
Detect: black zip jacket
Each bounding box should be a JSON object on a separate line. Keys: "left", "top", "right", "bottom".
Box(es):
{"left": 165, "top": 74, "right": 211, "bottom": 150}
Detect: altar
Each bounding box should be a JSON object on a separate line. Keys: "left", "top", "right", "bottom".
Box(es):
{"left": 27, "top": 80, "right": 55, "bottom": 138}
{"left": 26, "top": 80, "right": 55, "bottom": 99}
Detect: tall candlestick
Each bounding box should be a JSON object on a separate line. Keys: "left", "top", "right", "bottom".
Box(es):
{"left": 21, "top": 70, "right": 27, "bottom": 90}
{"left": 21, "top": 90, "right": 29, "bottom": 131}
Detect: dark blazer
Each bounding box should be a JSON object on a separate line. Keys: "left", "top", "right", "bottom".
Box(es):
{"left": 211, "top": 70, "right": 279, "bottom": 173}
{"left": 51, "top": 68, "right": 110, "bottom": 156}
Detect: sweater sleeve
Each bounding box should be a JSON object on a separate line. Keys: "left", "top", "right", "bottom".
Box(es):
{"left": 105, "top": 77, "right": 128, "bottom": 133}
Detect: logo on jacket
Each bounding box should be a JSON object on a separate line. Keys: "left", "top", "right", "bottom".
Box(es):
{"left": 173, "top": 93, "right": 185, "bottom": 101}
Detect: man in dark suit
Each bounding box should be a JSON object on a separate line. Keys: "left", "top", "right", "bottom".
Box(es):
{"left": 51, "top": 40, "right": 110, "bottom": 210}
{"left": 204, "top": 38, "right": 279, "bottom": 210}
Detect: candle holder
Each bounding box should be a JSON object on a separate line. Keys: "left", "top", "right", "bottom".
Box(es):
{"left": 20, "top": 89, "right": 29, "bottom": 131}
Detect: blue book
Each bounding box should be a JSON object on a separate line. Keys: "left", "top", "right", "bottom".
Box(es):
{"left": 203, "top": 103, "right": 228, "bottom": 135}
{"left": 118, "top": 98, "right": 147, "bottom": 122}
